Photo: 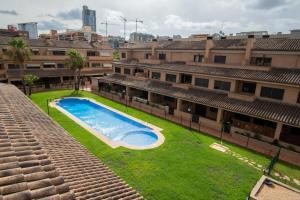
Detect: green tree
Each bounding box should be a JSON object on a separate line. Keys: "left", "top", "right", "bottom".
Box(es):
{"left": 23, "top": 74, "right": 39, "bottom": 96}
{"left": 113, "top": 50, "right": 120, "bottom": 61}
{"left": 4, "top": 38, "right": 31, "bottom": 94}
{"left": 65, "top": 49, "right": 86, "bottom": 90}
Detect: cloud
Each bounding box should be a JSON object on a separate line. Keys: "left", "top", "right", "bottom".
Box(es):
{"left": 0, "top": 9, "right": 18, "bottom": 16}
{"left": 38, "top": 20, "right": 66, "bottom": 30}
{"left": 164, "top": 15, "right": 239, "bottom": 31}
{"left": 57, "top": 8, "right": 81, "bottom": 20}
{"left": 102, "top": 9, "right": 124, "bottom": 23}
{"left": 249, "top": 0, "right": 291, "bottom": 9}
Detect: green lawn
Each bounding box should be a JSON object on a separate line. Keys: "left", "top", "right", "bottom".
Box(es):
{"left": 30, "top": 90, "right": 297, "bottom": 199}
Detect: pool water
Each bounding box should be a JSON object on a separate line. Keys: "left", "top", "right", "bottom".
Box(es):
{"left": 56, "top": 98, "right": 159, "bottom": 148}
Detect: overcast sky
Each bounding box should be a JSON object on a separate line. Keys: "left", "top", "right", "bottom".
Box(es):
{"left": 0, "top": 0, "right": 300, "bottom": 38}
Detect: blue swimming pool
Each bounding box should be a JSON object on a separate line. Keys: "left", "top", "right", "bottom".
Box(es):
{"left": 55, "top": 98, "right": 162, "bottom": 149}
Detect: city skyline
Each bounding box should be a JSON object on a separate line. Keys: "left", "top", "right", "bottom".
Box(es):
{"left": 0, "top": 0, "right": 300, "bottom": 38}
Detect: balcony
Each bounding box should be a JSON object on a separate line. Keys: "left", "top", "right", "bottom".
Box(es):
{"left": 87, "top": 56, "right": 113, "bottom": 61}
{"left": 6, "top": 67, "right": 112, "bottom": 79}
{"left": 134, "top": 72, "right": 148, "bottom": 79}
{"left": 232, "top": 119, "right": 275, "bottom": 139}
{"left": 138, "top": 59, "right": 163, "bottom": 65}
{"left": 31, "top": 55, "right": 68, "bottom": 61}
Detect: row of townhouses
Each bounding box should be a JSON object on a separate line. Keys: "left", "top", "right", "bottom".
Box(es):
{"left": 95, "top": 36, "right": 300, "bottom": 153}
{"left": 0, "top": 36, "right": 113, "bottom": 88}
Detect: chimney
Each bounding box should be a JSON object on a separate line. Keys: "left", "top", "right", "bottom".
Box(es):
{"left": 151, "top": 39, "right": 158, "bottom": 59}
{"left": 204, "top": 36, "right": 214, "bottom": 63}
{"left": 243, "top": 35, "right": 256, "bottom": 65}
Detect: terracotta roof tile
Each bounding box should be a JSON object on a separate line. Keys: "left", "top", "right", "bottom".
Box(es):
{"left": 100, "top": 74, "right": 300, "bottom": 127}
{"left": 253, "top": 38, "right": 300, "bottom": 51}
{"left": 0, "top": 83, "right": 143, "bottom": 199}
{"left": 115, "top": 62, "right": 300, "bottom": 86}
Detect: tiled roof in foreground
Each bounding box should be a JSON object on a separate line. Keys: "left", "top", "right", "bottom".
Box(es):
{"left": 114, "top": 62, "right": 300, "bottom": 86}
{"left": 0, "top": 84, "right": 143, "bottom": 200}
{"left": 100, "top": 74, "right": 300, "bottom": 127}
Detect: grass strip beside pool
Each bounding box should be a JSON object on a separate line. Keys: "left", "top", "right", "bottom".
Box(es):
{"left": 31, "top": 90, "right": 300, "bottom": 199}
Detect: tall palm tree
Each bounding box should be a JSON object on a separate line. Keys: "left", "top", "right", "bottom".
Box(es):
{"left": 4, "top": 38, "right": 31, "bottom": 94}
{"left": 65, "top": 49, "right": 86, "bottom": 90}
{"left": 23, "top": 74, "right": 39, "bottom": 96}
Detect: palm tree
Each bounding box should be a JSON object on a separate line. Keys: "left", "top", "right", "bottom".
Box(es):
{"left": 23, "top": 74, "right": 39, "bottom": 96}
{"left": 4, "top": 38, "right": 31, "bottom": 94}
{"left": 65, "top": 49, "right": 86, "bottom": 90}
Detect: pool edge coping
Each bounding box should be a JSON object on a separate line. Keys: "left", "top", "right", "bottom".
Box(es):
{"left": 50, "top": 97, "right": 165, "bottom": 150}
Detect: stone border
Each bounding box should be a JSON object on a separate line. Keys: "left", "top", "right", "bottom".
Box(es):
{"left": 50, "top": 97, "right": 165, "bottom": 150}
{"left": 250, "top": 175, "right": 300, "bottom": 200}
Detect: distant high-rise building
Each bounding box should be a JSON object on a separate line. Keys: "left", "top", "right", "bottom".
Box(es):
{"left": 129, "top": 32, "right": 155, "bottom": 43}
{"left": 82, "top": 5, "right": 96, "bottom": 32}
{"left": 18, "top": 22, "right": 38, "bottom": 39}
{"left": 0, "top": 25, "right": 29, "bottom": 38}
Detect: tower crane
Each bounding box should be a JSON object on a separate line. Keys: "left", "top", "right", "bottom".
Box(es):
{"left": 120, "top": 16, "right": 127, "bottom": 39}
{"left": 100, "top": 21, "right": 118, "bottom": 37}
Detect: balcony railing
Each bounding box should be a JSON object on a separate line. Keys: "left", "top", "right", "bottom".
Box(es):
{"left": 138, "top": 59, "right": 163, "bottom": 65}
{"left": 232, "top": 119, "right": 275, "bottom": 138}
{"left": 6, "top": 67, "right": 112, "bottom": 78}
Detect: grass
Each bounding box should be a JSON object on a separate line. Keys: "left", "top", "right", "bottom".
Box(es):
{"left": 31, "top": 90, "right": 299, "bottom": 199}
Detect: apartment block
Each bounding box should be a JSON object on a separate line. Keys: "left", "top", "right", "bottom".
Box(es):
{"left": 0, "top": 36, "right": 113, "bottom": 88}
{"left": 95, "top": 36, "right": 300, "bottom": 156}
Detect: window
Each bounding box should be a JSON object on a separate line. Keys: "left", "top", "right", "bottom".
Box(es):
{"left": 181, "top": 74, "right": 192, "bottom": 84}
{"left": 57, "top": 64, "right": 65, "bottom": 68}
{"left": 151, "top": 72, "right": 161, "bottom": 80}
{"left": 0, "top": 63, "right": 4, "bottom": 70}
{"left": 234, "top": 113, "right": 251, "bottom": 122}
{"left": 8, "top": 64, "right": 20, "bottom": 69}
{"left": 297, "top": 92, "right": 300, "bottom": 104}
{"left": 31, "top": 50, "right": 39, "bottom": 55}
{"left": 253, "top": 118, "right": 276, "bottom": 129}
{"left": 87, "top": 51, "right": 97, "bottom": 56}
{"left": 115, "top": 67, "right": 121, "bottom": 73}
{"left": 195, "top": 78, "right": 209, "bottom": 88}
{"left": 260, "top": 87, "right": 284, "bottom": 100}
{"left": 91, "top": 63, "right": 102, "bottom": 67}
{"left": 52, "top": 51, "right": 65, "bottom": 56}
{"left": 26, "top": 64, "right": 40, "bottom": 69}
{"left": 145, "top": 53, "right": 152, "bottom": 59}
{"left": 121, "top": 52, "right": 126, "bottom": 58}
{"left": 214, "top": 55, "right": 226, "bottom": 64}
{"left": 214, "top": 80, "right": 231, "bottom": 91}
{"left": 158, "top": 53, "right": 166, "bottom": 60}
{"left": 124, "top": 68, "right": 131, "bottom": 75}
{"left": 209, "top": 107, "right": 218, "bottom": 113}
{"left": 166, "top": 74, "right": 177, "bottom": 82}
{"left": 194, "top": 54, "right": 204, "bottom": 62}
{"left": 43, "top": 64, "right": 55, "bottom": 68}
{"left": 241, "top": 82, "right": 256, "bottom": 94}
{"left": 250, "top": 57, "right": 272, "bottom": 66}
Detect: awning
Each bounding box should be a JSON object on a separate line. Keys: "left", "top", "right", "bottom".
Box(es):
{"left": 43, "top": 63, "right": 56, "bottom": 65}
{"left": 26, "top": 64, "right": 40, "bottom": 67}
{"left": 48, "top": 48, "right": 67, "bottom": 51}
